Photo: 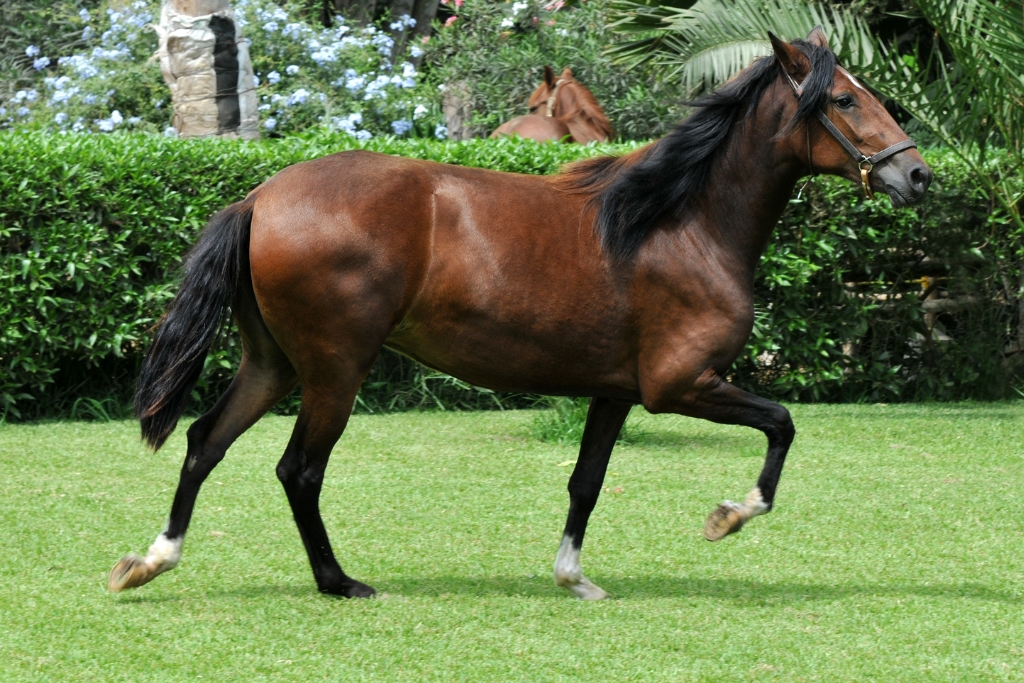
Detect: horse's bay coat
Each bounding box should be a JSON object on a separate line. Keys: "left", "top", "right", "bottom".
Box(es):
{"left": 109, "top": 31, "right": 931, "bottom": 600}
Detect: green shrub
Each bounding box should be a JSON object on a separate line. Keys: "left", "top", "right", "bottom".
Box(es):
{"left": 0, "top": 130, "right": 1019, "bottom": 421}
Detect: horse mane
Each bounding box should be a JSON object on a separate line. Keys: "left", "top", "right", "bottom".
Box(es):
{"left": 557, "top": 40, "right": 837, "bottom": 260}
{"left": 558, "top": 79, "right": 614, "bottom": 140}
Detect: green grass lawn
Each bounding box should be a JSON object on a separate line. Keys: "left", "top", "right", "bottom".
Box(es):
{"left": 1, "top": 404, "right": 1023, "bottom": 682}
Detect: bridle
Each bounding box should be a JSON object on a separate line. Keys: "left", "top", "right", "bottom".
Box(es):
{"left": 545, "top": 78, "right": 567, "bottom": 118}
{"left": 782, "top": 68, "right": 916, "bottom": 200}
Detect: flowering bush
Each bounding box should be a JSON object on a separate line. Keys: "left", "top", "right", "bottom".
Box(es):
{"left": 3, "top": 0, "right": 442, "bottom": 138}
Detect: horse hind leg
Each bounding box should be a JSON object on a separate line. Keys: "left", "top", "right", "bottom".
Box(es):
{"left": 109, "top": 312, "right": 297, "bottom": 591}
{"left": 554, "top": 398, "right": 632, "bottom": 600}
{"left": 275, "top": 369, "right": 374, "bottom": 598}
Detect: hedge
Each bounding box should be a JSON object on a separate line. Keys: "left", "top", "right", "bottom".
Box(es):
{"left": 0, "top": 130, "right": 1018, "bottom": 420}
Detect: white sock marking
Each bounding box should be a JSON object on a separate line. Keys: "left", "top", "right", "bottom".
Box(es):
{"left": 553, "top": 535, "right": 608, "bottom": 600}
{"left": 144, "top": 532, "right": 182, "bottom": 575}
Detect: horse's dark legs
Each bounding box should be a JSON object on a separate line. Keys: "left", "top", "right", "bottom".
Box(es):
{"left": 276, "top": 380, "right": 374, "bottom": 598}
{"left": 109, "top": 355, "right": 296, "bottom": 591}
{"left": 649, "top": 369, "right": 795, "bottom": 541}
{"left": 554, "top": 398, "right": 632, "bottom": 599}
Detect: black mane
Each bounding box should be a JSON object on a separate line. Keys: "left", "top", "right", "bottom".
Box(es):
{"left": 569, "top": 40, "right": 837, "bottom": 260}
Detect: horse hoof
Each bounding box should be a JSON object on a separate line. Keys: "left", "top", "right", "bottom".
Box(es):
{"left": 322, "top": 579, "right": 376, "bottom": 599}
{"left": 108, "top": 554, "right": 153, "bottom": 592}
{"left": 703, "top": 502, "right": 746, "bottom": 541}
{"left": 554, "top": 573, "right": 610, "bottom": 600}
{"left": 343, "top": 580, "right": 376, "bottom": 599}
{"left": 569, "top": 577, "right": 609, "bottom": 601}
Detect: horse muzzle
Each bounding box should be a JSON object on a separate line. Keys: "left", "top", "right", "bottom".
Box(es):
{"left": 874, "top": 153, "right": 933, "bottom": 207}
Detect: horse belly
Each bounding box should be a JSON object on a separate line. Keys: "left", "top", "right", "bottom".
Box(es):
{"left": 387, "top": 316, "right": 636, "bottom": 397}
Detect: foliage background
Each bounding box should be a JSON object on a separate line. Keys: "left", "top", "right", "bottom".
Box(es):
{"left": 2, "top": 131, "right": 1019, "bottom": 421}
{"left": 424, "top": 0, "right": 688, "bottom": 140}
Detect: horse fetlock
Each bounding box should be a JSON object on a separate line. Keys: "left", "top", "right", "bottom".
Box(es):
{"left": 703, "top": 488, "right": 768, "bottom": 541}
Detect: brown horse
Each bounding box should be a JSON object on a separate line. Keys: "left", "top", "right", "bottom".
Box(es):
{"left": 491, "top": 65, "right": 613, "bottom": 143}
{"left": 109, "top": 29, "right": 931, "bottom": 600}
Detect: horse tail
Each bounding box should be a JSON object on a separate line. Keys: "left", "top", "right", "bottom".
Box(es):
{"left": 135, "top": 197, "right": 256, "bottom": 450}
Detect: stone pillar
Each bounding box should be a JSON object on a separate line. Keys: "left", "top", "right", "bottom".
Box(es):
{"left": 156, "top": 0, "right": 259, "bottom": 139}
{"left": 442, "top": 81, "right": 476, "bottom": 140}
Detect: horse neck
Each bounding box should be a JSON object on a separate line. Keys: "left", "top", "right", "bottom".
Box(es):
{"left": 693, "top": 97, "right": 803, "bottom": 275}
{"left": 556, "top": 84, "right": 611, "bottom": 139}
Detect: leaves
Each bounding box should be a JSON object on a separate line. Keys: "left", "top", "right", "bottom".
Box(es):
{"left": 608, "top": 0, "right": 876, "bottom": 98}
{"left": 0, "top": 132, "right": 1017, "bottom": 421}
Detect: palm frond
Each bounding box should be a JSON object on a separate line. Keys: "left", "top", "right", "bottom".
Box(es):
{"left": 608, "top": 0, "right": 875, "bottom": 96}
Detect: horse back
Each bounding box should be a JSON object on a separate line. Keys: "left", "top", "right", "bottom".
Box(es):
{"left": 246, "top": 150, "right": 638, "bottom": 395}
{"left": 491, "top": 115, "right": 573, "bottom": 142}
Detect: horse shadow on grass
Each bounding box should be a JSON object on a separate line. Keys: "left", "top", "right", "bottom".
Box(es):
{"left": 383, "top": 575, "right": 1020, "bottom": 604}
{"left": 116, "top": 575, "right": 1020, "bottom": 605}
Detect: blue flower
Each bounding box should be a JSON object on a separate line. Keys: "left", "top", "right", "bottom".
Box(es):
{"left": 79, "top": 8, "right": 91, "bottom": 22}
{"left": 33, "top": 57, "right": 51, "bottom": 71}
{"left": 286, "top": 88, "right": 310, "bottom": 106}
{"left": 435, "top": 124, "right": 448, "bottom": 140}
{"left": 82, "top": 26, "right": 93, "bottom": 41}
{"left": 391, "top": 119, "right": 412, "bottom": 135}
{"left": 25, "top": 45, "right": 40, "bottom": 57}
{"left": 54, "top": 112, "right": 68, "bottom": 124}
{"left": 286, "top": 65, "right": 300, "bottom": 75}
{"left": 389, "top": 14, "right": 416, "bottom": 30}
{"left": 265, "top": 117, "right": 277, "bottom": 130}
{"left": 163, "top": 126, "right": 177, "bottom": 137}
{"left": 267, "top": 71, "right": 281, "bottom": 85}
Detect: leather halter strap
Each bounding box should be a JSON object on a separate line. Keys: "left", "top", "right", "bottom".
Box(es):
{"left": 545, "top": 78, "right": 567, "bottom": 117}
{"left": 782, "top": 68, "right": 916, "bottom": 199}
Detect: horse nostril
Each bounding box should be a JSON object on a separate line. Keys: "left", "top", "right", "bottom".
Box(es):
{"left": 910, "top": 164, "right": 932, "bottom": 194}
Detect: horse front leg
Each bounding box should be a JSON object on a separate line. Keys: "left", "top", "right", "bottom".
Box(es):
{"left": 645, "top": 368, "right": 795, "bottom": 541}
{"left": 554, "top": 397, "right": 632, "bottom": 600}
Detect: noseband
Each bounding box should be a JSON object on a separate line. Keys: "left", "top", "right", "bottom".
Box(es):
{"left": 783, "top": 69, "right": 916, "bottom": 200}
{"left": 545, "top": 78, "right": 567, "bottom": 118}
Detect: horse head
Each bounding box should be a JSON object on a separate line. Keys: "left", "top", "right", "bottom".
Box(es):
{"left": 770, "top": 28, "right": 931, "bottom": 206}
{"left": 525, "top": 66, "right": 613, "bottom": 143}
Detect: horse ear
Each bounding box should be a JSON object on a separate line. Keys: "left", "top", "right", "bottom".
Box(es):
{"left": 543, "top": 65, "right": 556, "bottom": 88}
{"left": 805, "top": 25, "right": 829, "bottom": 49}
{"left": 561, "top": 67, "right": 573, "bottom": 80}
{"left": 768, "top": 32, "right": 811, "bottom": 79}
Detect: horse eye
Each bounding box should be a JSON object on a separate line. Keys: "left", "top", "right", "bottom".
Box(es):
{"left": 834, "top": 95, "right": 855, "bottom": 110}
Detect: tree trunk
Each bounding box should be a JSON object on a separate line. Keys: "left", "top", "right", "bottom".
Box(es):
{"left": 442, "top": 81, "right": 476, "bottom": 140}
{"left": 157, "top": 0, "right": 259, "bottom": 139}
{"left": 333, "top": 0, "right": 378, "bottom": 25}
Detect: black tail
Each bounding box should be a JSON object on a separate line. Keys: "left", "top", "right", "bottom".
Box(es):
{"left": 135, "top": 198, "right": 255, "bottom": 450}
